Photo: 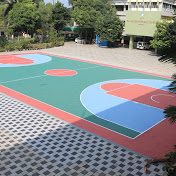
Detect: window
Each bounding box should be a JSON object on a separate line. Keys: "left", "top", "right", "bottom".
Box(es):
{"left": 151, "top": 2, "right": 157, "bottom": 8}
{"left": 145, "top": 2, "right": 150, "bottom": 8}
{"left": 131, "top": 2, "right": 137, "bottom": 8}
{"left": 138, "top": 2, "right": 144, "bottom": 8}
{"left": 167, "top": 4, "right": 172, "bottom": 11}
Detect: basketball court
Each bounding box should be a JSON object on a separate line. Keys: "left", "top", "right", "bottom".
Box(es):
{"left": 0, "top": 52, "right": 176, "bottom": 159}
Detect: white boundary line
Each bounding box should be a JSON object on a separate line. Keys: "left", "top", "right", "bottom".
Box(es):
{"left": 151, "top": 94, "right": 175, "bottom": 103}
{"left": 0, "top": 53, "right": 52, "bottom": 68}
{"left": 100, "top": 83, "right": 132, "bottom": 92}
{"left": 1, "top": 54, "right": 171, "bottom": 139}
{"left": 80, "top": 79, "right": 173, "bottom": 139}
{"left": 0, "top": 75, "right": 47, "bottom": 84}
{"left": 0, "top": 84, "right": 137, "bottom": 139}
{"left": 1, "top": 66, "right": 103, "bottom": 83}
{"left": 0, "top": 91, "right": 151, "bottom": 159}
{"left": 80, "top": 83, "right": 141, "bottom": 136}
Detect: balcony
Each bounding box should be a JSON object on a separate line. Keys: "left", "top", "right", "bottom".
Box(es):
{"left": 161, "top": 8, "right": 175, "bottom": 17}
{"left": 110, "top": 0, "right": 128, "bottom": 5}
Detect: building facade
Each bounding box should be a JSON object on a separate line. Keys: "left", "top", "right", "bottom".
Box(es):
{"left": 110, "top": 0, "right": 176, "bottom": 49}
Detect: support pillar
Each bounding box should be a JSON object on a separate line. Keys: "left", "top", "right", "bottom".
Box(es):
{"left": 129, "top": 35, "right": 134, "bottom": 50}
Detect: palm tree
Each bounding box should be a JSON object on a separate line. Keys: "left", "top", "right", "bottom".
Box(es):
{"left": 162, "top": 74, "right": 176, "bottom": 124}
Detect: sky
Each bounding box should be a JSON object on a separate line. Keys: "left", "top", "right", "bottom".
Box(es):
{"left": 44, "top": 0, "right": 71, "bottom": 7}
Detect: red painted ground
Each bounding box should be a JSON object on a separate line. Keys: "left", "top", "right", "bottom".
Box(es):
{"left": 0, "top": 55, "right": 34, "bottom": 65}
{"left": 45, "top": 69, "right": 77, "bottom": 76}
{"left": 1, "top": 85, "right": 176, "bottom": 159}
{"left": 102, "top": 83, "right": 176, "bottom": 110}
{"left": 101, "top": 83, "right": 131, "bottom": 91}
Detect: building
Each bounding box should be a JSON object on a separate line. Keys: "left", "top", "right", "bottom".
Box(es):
{"left": 110, "top": 0, "right": 176, "bottom": 49}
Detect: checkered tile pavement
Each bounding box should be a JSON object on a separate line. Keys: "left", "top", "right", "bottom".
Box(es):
{"left": 0, "top": 93, "right": 164, "bottom": 176}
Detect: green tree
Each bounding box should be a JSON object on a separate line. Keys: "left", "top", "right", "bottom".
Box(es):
{"left": 52, "top": 1, "right": 71, "bottom": 31}
{"left": 38, "top": 2, "right": 52, "bottom": 40}
{"left": 94, "top": 0, "right": 111, "bottom": 12}
{"left": 0, "top": 0, "right": 15, "bottom": 16}
{"left": 94, "top": 7, "right": 123, "bottom": 42}
{"left": 0, "top": 0, "right": 17, "bottom": 39}
{"left": 72, "top": 0, "right": 98, "bottom": 38}
{"left": 8, "top": 0, "right": 40, "bottom": 34}
{"left": 150, "top": 19, "right": 176, "bottom": 65}
{"left": 68, "top": 0, "right": 76, "bottom": 5}
{"left": 72, "top": 0, "right": 123, "bottom": 41}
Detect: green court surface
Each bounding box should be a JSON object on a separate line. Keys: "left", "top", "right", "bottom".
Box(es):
{"left": 0, "top": 53, "right": 171, "bottom": 139}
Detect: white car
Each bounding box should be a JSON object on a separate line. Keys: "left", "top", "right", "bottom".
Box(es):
{"left": 75, "top": 37, "right": 86, "bottom": 44}
{"left": 137, "top": 41, "right": 150, "bottom": 50}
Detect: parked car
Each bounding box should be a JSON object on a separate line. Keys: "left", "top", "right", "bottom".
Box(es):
{"left": 75, "top": 37, "right": 86, "bottom": 44}
{"left": 137, "top": 41, "right": 150, "bottom": 50}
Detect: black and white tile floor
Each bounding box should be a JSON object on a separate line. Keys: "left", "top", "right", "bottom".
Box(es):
{"left": 0, "top": 93, "right": 164, "bottom": 176}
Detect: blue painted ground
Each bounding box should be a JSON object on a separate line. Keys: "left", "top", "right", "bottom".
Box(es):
{"left": 81, "top": 79, "right": 171, "bottom": 133}
{"left": 0, "top": 54, "right": 52, "bottom": 67}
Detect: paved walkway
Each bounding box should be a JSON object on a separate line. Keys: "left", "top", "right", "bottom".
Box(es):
{"left": 0, "top": 93, "right": 164, "bottom": 176}
{"left": 0, "top": 42, "right": 173, "bottom": 176}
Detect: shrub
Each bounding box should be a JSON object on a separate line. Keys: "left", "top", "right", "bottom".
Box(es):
{"left": 4, "top": 43, "right": 15, "bottom": 51}
{"left": 0, "top": 36, "right": 9, "bottom": 47}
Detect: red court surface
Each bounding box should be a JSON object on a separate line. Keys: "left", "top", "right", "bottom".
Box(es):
{"left": 102, "top": 83, "right": 176, "bottom": 110}
{"left": 0, "top": 52, "right": 176, "bottom": 159}
{"left": 45, "top": 69, "right": 77, "bottom": 76}
{"left": 0, "top": 55, "right": 34, "bottom": 65}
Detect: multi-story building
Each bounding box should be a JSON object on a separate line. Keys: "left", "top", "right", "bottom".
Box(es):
{"left": 110, "top": 0, "right": 176, "bottom": 49}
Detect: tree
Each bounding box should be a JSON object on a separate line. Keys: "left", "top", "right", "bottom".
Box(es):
{"left": 0, "top": 0, "right": 15, "bottom": 16}
{"left": 8, "top": 0, "right": 40, "bottom": 34}
{"left": 94, "top": 0, "right": 111, "bottom": 13}
{"left": 94, "top": 7, "right": 123, "bottom": 42}
{"left": 68, "top": 0, "right": 76, "bottom": 5}
{"left": 52, "top": 1, "right": 71, "bottom": 31}
{"left": 38, "top": 2, "right": 52, "bottom": 40}
{"left": 72, "top": 0, "right": 123, "bottom": 42}
{"left": 150, "top": 19, "right": 176, "bottom": 65}
{"left": 72, "top": 0, "right": 98, "bottom": 38}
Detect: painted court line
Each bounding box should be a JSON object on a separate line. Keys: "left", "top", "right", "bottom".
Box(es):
{"left": 39, "top": 52, "right": 173, "bottom": 79}
{"left": 81, "top": 86, "right": 165, "bottom": 136}
{"left": 101, "top": 84, "right": 133, "bottom": 92}
{"left": 1, "top": 84, "right": 176, "bottom": 159}
{"left": 0, "top": 85, "right": 132, "bottom": 140}
{"left": 151, "top": 94, "right": 175, "bottom": 103}
{"left": 1, "top": 66, "right": 102, "bottom": 84}
{"left": 0, "top": 75, "right": 47, "bottom": 84}
{"left": 80, "top": 84, "right": 141, "bottom": 135}
{"left": 80, "top": 93, "right": 141, "bottom": 134}
{"left": 0, "top": 53, "right": 176, "bottom": 159}
{"left": 0, "top": 82, "right": 135, "bottom": 139}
